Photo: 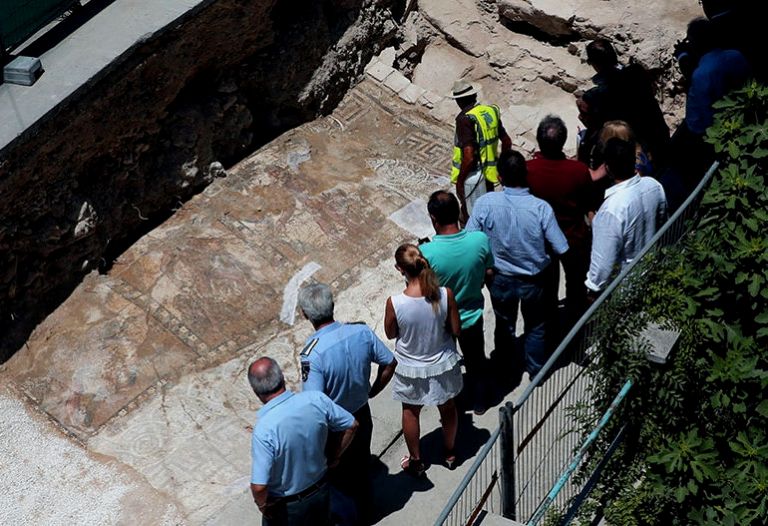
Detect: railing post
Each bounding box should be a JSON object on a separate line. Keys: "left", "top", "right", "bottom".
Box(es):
{"left": 499, "top": 402, "right": 516, "bottom": 520}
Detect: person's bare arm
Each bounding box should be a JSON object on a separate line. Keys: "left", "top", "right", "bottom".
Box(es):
{"left": 457, "top": 145, "right": 475, "bottom": 223}
{"left": 369, "top": 359, "right": 397, "bottom": 399}
{"left": 484, "top": 267, "right": 495, "bottom": 288}
{"left": 251, "top": 484, "right": 270, "bottom": 517}
{"left": 446, "top": 288, "right": 461, "bottom": 338}
{"left": 500, "top": 131, "right": 512, "bottom": 153}
{"left": 384, "top": 297, "right": 399, "bottom": 339}
{"left": 328, "top": 420, "right": 359, "bottom": 468}
{"left": 589, "top": 163, "right": 607, "bottom": 182}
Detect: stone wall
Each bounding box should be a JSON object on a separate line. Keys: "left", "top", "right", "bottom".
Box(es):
{"left": 0, "top": 0, "right": 402, "bottom": 360}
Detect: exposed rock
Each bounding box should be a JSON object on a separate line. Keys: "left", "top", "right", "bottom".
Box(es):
{"left": 73, "top": 200, "right": 98, "bottom": 240}
{"left": 412, "top": 42, "right": 475, "bottom": 96}
{"left": 498, "top": 0, "right": 580, "bottom": 40}
{"left": 395, "top": 11, "right": 440, "bottom": 78}
{"left": 419, "top": 0, "right": 496, "bottom": 58}
{"left": 208, "top": 161, "right": 226, "bottom": 178}
{"left": 383, "top": 69, "right": 411, "bottom": 93}
{"left": 498, "top": 0, "right": 700, "bottom": 74}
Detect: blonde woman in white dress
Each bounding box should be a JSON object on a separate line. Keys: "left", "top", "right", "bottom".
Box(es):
{"left": 384, "top": 243, "right": 462, "bottom": 476}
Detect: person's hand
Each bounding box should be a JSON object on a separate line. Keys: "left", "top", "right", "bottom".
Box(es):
{"left": 258, "top": 502, "right": 275, "bottom": 519}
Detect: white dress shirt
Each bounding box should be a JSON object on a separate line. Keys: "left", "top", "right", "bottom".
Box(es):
{"left": 586, "top": 175, "right": 667, "bottom": 291}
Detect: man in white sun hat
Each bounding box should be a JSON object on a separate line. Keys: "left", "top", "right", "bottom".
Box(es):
{"left": 449, "top": 79, "right": 512, "bottom": 223}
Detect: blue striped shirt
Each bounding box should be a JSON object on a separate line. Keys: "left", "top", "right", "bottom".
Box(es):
{"left": 467, "top": 187, "right": 568, "bottom": 276}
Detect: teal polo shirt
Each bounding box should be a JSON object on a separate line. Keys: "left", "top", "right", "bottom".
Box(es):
{"left": 420, "top": 230, "right": 494, "bottom": 329}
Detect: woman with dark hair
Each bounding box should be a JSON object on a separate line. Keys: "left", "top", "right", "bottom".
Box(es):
{"left": 384, "top": 243, "right": 462, "bottom": 476}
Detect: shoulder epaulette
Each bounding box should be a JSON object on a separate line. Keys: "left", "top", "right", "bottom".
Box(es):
{"left": 300, "top": 338, "right": 319, "bottom": 358}
{"left": 345, "top": 321, "right": 366, "bottom": 326}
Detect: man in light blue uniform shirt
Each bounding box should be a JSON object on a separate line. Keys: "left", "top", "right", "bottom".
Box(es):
{"left": 249, "top": 357, "right": 358, "bottom": 526}
{"left": 468, "top": 150, "right": 569, "bottom": 377}
{"left": 298, "top": 283, "right": 396, "bottom": 525}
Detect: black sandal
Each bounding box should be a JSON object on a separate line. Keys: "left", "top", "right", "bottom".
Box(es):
{"left": 400, "top": 456, "right": 427, "bottom": 477}
{"left": 444, "top": 450, "right": 457, "bottom": 470}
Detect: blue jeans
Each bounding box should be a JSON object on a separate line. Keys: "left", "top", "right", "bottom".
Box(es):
{"left": 263, "top": 483, "right": 330, "bottom": 526}
{"left": 489, "top": 272, "right": 548, "bottom": 376}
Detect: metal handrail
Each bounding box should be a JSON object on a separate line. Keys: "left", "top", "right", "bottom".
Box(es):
{"left": 434, "top": 427, "right": 501, "bottom": 525}
{"left": 434, "top": 161, "right": 720, "bottom": 524}
{"left": 527, "top": 379, "right": 633, "bottom": 525}
{"left": 515, "top": 161, "right": 720, "bottom": 410}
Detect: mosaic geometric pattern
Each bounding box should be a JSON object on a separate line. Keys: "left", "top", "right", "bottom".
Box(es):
{"left": 396, "top": 130, "right": 450, "bottom": 174}
{"left": 334, "top": 90, "right": 372, "bottom": 127}
{"left": 109, "top": 278, "right": 209, "bottom": 355}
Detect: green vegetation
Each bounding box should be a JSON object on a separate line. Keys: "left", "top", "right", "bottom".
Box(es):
{"left": 574, "top": 82, "right": 768, "bottom": 526}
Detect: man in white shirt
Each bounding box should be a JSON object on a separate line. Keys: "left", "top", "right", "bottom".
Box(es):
{"left": 586, "top": 138, "right": 667, "bottom": 296}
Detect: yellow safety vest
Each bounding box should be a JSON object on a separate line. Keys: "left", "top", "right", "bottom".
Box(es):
{"left": 451, "top": 104, "right": 501, "bottom": 185}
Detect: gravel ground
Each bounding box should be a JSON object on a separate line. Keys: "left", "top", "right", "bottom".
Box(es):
{"left": 0, "top": 385, "right": 183, "bottom": 525}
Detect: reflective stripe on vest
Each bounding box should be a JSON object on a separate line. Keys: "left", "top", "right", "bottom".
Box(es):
{"left": 450, "top": 104, "right": 501, "bottom": 184}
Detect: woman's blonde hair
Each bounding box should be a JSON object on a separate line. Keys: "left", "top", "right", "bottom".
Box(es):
{"left": 599, "top": 120, "right": 635, "bottom": 143}
{"left": 395, "top": 243, "right": 441, "bottom": 310}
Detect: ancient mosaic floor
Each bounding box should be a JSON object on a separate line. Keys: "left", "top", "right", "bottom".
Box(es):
{"left": 1, "top": 79, "right": 456, "bottom": 523}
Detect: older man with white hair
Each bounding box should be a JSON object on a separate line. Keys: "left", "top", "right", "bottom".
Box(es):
{"left": 297, "top": 283, "right": 396, "bottom": 525}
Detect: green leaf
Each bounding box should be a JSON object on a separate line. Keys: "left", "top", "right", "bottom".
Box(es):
{"left": 752, "top": 147, "right": 768, "bottom": 159}
{"left": 674, "top": 485, "right": 688, "bottom": 503}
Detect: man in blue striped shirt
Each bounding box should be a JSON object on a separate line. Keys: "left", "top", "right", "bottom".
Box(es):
{"left": 467, "top": 150, "right": 569, "bottom": 377}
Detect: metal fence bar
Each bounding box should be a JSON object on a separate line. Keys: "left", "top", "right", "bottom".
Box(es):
{"left": 527, "top": 380, "right": 633, "bottom": 525}
{"left": 500, "top": 402, "right": 516, "bottom": 519}
{"left": 434, "top": 427, "right": 501, "bottom": 526}
{"left": 559, "top": 424, "right": 628, "bottom": 526}
{"left": 517, "top": 161, "right": 720, "bottom": 409}
{"left": 507, "top": 162, "right": 720, "bottom": 522}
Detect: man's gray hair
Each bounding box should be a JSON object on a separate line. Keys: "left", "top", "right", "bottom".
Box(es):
{"left": 297, "top": 283, "right": 335, "bottom": 324}
{"left": 248, "top": 357, "right": 285, "bottom": 395}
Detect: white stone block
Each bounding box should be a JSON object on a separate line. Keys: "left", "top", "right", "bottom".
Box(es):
{"left": 366, "top": 61, "right": 395, "bottom": 83}
{"left": 382, "top": 70, "right": 411, "bottom": 94}
{"left": 399, "top": 83, "right": 426, "bottom": 104}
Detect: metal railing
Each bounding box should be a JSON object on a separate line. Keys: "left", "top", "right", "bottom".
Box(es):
{"left": 435, "top": 427, "right": 503, "bottom": 526}
{"left": 435, "top": 162, "right": 719, "bottom": 525}
{"left": 507, "top": 161, "right": 720, "bottom": 522}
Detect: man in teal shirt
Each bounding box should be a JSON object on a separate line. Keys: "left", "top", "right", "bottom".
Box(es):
{"left": 420, "top": 190, "right": 494, "bottom": 413}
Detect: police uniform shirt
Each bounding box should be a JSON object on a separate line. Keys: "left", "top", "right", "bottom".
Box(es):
{"left": 301, "top": 321, "right": 394, "bottom": 414}
{"left": 251, "top": 390, "right": 355, "bottom": 497}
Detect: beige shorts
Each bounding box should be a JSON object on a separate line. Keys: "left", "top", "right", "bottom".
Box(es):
{"left": 464, "top": 170, "right": 487, "bottom": 215}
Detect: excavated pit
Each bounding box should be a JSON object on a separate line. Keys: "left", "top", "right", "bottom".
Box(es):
{"left": 0, "top": 0, "right": 702, "bottom": 523}
{"left": 0, "top": 0, "right": 402, "bottom": 361}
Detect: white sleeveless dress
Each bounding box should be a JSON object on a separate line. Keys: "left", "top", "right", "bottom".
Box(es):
{"left": 390, "top": 287, "right": 463, "bottom": 405}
